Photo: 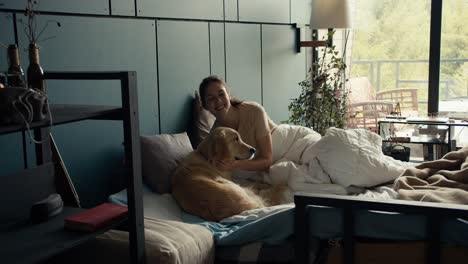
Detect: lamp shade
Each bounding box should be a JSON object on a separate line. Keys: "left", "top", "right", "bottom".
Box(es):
{"left": 310, "top": 0, "right": 352, "bottom": 29}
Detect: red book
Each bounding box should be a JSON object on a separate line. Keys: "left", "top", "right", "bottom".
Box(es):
{"left": 64, "top": 203, "right": 128, "bottom": 232}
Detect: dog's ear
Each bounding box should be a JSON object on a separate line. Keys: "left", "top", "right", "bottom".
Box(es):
{"left": 209, "top": 130, "right": 229, "bottom": 161}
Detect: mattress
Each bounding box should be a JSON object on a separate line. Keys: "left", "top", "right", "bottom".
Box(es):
{"left": 109, "top": 185, "right": 468, "bottom": 248}
{"left": 109, "top": 186, "right": 319, "bottom": 263}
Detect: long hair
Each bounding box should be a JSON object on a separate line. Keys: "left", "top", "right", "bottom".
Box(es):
{"left": 198, "top": 76, "right": 242, "bottom": 108}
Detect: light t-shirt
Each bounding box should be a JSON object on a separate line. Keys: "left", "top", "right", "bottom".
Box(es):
{"left": 213, "top": 101, "right": 277, "bottom": 158}
{"left": 213, "top": 101, "right": 277, "bottom": 182}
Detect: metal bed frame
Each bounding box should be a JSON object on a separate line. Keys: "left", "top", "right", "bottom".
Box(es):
{"left": 294, "top": 192, "right": 468, "bottom": 264}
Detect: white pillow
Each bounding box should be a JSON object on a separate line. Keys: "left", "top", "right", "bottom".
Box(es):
{"left": 313, "top": 128, "right": 408, "bottom": 188}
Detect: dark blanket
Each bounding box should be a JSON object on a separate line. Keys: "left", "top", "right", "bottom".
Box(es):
{"left": 393, "top": 147, "right": 468, "bottom": 204}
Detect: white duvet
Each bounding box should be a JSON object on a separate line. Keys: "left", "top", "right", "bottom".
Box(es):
{"left": 260, "top": 125, "right": 414, "bottom": 202}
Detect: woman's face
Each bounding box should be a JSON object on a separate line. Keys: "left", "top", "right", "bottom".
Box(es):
{"left": 204, "top": 81, "right": 231, "bottom": 118}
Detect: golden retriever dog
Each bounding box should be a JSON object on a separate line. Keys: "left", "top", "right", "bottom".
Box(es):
{"left": 172, "top": 127, "right": 285, "bottom": 221}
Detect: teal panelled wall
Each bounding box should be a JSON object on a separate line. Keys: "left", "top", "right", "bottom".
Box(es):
{"left": 0, "top": 13, "right": 14, "bottom": 72}
{"left": 138, "top": 0, "right": 223, "bottom": 20}
{"left": 111, "top": 0, "right": 135, "bottom": 16}
{"left": 238, "top": 0, "right": 290, "bottom": 23}
{"left": 209, "top": 22, "right": 226, "bottom": 79}
{"left": 291, "top": 0, "right": 312, "bottom": 24}
{"left": 0, "top": 1, "right": 309, "bottom": 207}
{"left": 225, "top": 23, "right": 262, "bottom": 103}
{"left": 0, "top": 12, "right": 25, "bottom": 176}
{"left": 15, "top": 15, "right": 158, "bottom": 206}
{"left": 262, "top": 25, "right": 306, "bottom": 124}
{"left": 224, "top": 0, "right": 238, "bottom": 21}
{"left": 16, "top": 15, "right": 158, "bottom": 134}
{"left": 157, "top": 20, "right": 210, "bottom": 134}
{"left": 0, "top": 0, "right": 109, "bottom": 15}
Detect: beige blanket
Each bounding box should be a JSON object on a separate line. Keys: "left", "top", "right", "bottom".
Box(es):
{"left": 393, "top": 147, "right": 468, "bottom": 204}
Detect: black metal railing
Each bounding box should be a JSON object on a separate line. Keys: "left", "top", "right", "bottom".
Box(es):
{"left": 351, "top": 58, "right": 468, "bottom": 102}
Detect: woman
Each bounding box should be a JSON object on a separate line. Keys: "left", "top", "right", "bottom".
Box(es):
{"left": 198, "top": 75, "right": 411, "bottom": 198}
{"left": 199, "top": 75, "right": 276, "bottom": 173}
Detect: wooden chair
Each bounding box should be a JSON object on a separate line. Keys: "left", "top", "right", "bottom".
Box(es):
{"left": 376, "top": 88, "right": 419, "bottom": 116}
{"left": 346, "top": 77, "right": 394, "bottom": 132}
{"left": 347, "top": 101, "right": 393, "bottom": 132}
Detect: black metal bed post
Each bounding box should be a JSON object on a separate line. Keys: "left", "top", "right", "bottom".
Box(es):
{"left": 427, "top": 215, "right": 441, "bottom": 264}
{"left": 295, "top": 196, "right": 310, "bottom": 263}
{"left": 121, "top": 71, "right": 146, "bottom": 264}
{"left": 343, "top": 207, "right": 355, "bottom": 264}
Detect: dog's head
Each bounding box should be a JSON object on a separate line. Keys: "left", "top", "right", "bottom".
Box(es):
{"left": 198, "top": 127, "right": 256, "bottom": 161}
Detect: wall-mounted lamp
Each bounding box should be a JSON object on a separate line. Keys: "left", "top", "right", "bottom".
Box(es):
{"left": 295, "top": 0, "right": 352, "bottom": 53}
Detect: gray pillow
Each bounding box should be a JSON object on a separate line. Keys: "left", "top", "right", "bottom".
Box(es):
{"left": 189, "top": 91, "right": 215, "bottom": 148}
{"left": 141, "top": 132, "right": 193, "bottom": 194}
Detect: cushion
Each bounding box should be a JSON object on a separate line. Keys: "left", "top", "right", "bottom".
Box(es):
{"left": 141, "top": 132, "right": 193, "bottom": 194}
{"left": 346, "top": 77, "right": 376, "bottom": 104}
{"left": 189, "top": 91, "right": 215, "bottom": 149}
{"left": 51, "top": 218, "right": 215, "bottom": 264}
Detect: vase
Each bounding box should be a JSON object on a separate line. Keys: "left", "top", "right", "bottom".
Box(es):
{"left": 27, "top": 43, "right": 46, "bottom": 93}
{"left": 7, "top": 44, "right": 26, "bottom": 88}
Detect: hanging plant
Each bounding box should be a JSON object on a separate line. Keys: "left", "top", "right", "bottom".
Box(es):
{"left": 288, "top": 31, "right": 349, "bottom": 136}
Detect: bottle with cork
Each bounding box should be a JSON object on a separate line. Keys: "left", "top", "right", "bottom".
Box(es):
{"left": 27, "top": 43, "right": 45, "bottom": 93}
{"left": 7, "top": 44, "right": 26, "bottom": 88}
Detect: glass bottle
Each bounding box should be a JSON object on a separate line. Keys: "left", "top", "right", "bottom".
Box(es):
{"left": 7, "top": 44, "right": 26, "bottom": 88}
{"left": 27, "top": 43, "right": 45, "bottom": 93}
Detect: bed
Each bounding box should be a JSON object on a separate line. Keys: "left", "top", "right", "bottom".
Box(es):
{"left": 108, "top": 182, "right": 468, "bottom": 264}
{"left": 109, "top": 185, "right": 313, "bottom": 263}
{"left": 116, "top": 95, "right": 468, "bottom": 263}
{"left": 128, "top": 116, "right": 468, "bottom": 264}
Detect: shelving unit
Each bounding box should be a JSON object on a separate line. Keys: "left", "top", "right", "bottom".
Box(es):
{"left": 0, "top": 71, "right": 145, "bottom": 264}
{"left": 378, "top": 118, "right": 468, "bottom": 160}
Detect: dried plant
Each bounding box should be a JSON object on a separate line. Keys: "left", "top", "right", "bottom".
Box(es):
{"left": 22, "top": 0, "right": 61, "bottom": 45}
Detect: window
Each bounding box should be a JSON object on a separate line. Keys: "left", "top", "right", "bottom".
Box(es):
{"left": 439, "top": 0, "right": 468, "bottom": 119}
{"left": 349, "top": 0, "right": 432, "bottom": 121}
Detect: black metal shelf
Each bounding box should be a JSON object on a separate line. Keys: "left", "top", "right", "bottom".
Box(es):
{"left": 378, "top": 118, "right": 467, "bottom": 126}
{"left": 382, "top": 136, "right": 447, "bottom": 145}
{"left": 0, "top": 71, "right": 145, "bottom": 264}
{"left": 0, "top": 104, "right": 123, "bottom": 136}
{"left": 0, "top": 207, "right": 127, "bottom": 264}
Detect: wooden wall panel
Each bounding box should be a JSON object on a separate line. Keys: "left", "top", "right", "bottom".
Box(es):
{"left": 291, "top": 0, "right": 312, "bottom": 25}
{"left": 209, "top": 22, "right": 225, "bottom": 79}
{"left": 224, "top": 0, "right": 238, "bottom": 21}
{"left": 111, "top": 0, "right": 135, "bottom": 16}
{"left": 225, "top": 23, "right": 262, "bottom": 103}
{"left": 157, "top": 20, "right": 210, "bottom": 134}
{"left": 0, "top": 0, "right": 109, "bottom": 15}
{"left": 16, "top": 15, "right": 157, "bottom": 206}
{"left": 138, "top": 0, "right": 223, "bottom": 20}
{"left": 262, "top": 24, "right": 306, "bottom": 123}
{"left": 0, "top": 12, "right": 26, "bottom": 176}
{"left": 238, "top": 0, "right": 289, "bottom": 23}
{"left": 0, "top": 12, "right": 15, "bottom": 72}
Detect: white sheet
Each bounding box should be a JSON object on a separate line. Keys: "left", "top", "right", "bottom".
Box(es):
{"left": 109, "top": 186, "right": 182, "bottom": 221}
{"left": 110, "top": 184, "right": 398, "bottom": 226}
{"left": 262, "top": 125, "right": 413, "bottom": 202}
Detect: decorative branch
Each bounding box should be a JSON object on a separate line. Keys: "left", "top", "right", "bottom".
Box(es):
{"left": 20, "top": 0, "right": 61, "bottom": 45}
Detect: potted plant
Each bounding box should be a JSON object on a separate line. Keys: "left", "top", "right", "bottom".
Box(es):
{"left": 288, "top": 32, "right": 348, "bottom": 136}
